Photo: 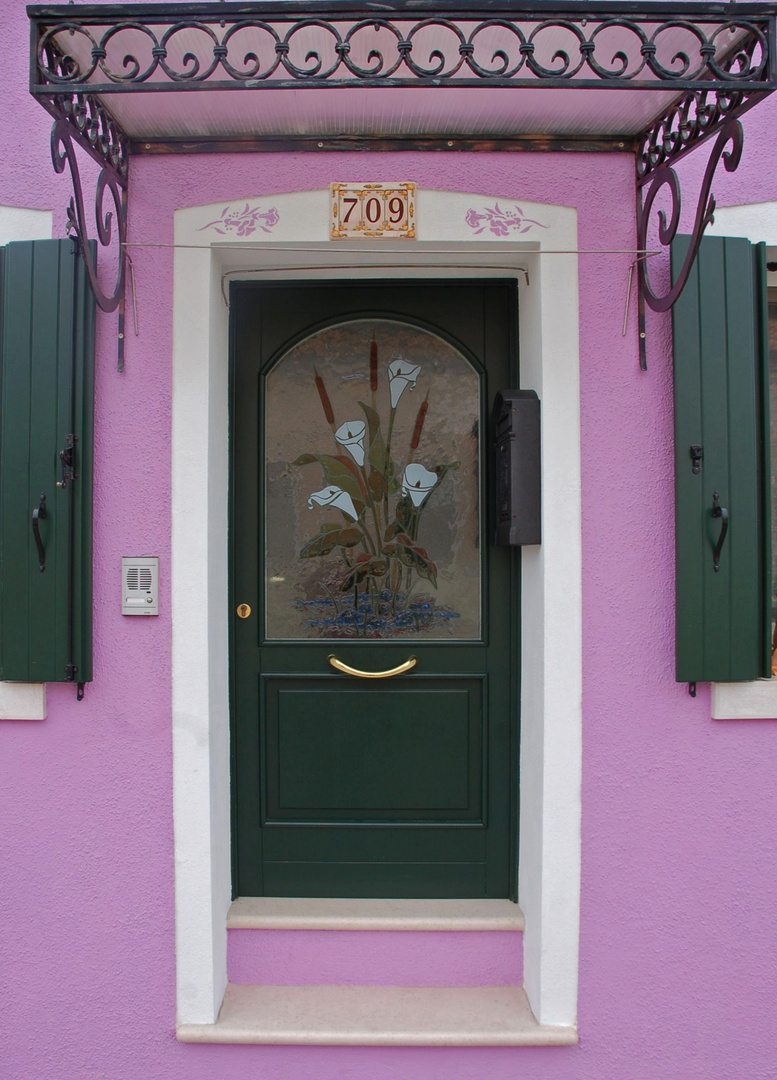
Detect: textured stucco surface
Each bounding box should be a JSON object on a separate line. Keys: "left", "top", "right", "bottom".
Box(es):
{"left": 3, "top": 1, "right": 777, "bottom": 1078}
{"left": 0, "top": 0, "right": 73, "bottom": 235}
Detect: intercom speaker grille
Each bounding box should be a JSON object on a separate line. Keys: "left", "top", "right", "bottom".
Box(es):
{"left": 126, "top": 566, "right": 153, "bottom": 592}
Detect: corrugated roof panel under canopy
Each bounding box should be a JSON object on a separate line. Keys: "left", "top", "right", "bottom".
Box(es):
{"left": 76, "top": 86, "right": 688, "bottom": 142}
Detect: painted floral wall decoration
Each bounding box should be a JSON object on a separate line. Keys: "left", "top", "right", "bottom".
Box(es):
{"left": 291, "top": 335, "right": 465, "bottom": 637}
{"left": 198, "top": 203, "right": 279, "bottom": 236}
{"left": 465, "top": 202, "right": 547, "bottom": 236}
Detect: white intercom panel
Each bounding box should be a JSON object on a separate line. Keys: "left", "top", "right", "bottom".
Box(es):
{"left": 121, "top": 557, "right": 159, "bottom": 616}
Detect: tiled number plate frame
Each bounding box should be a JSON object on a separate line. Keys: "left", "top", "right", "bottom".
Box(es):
{"left": 331, "top": 182, "right": 416, "bottom": 240}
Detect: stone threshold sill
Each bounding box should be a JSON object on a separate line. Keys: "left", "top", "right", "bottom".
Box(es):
{"left": 227, "top": 897, "right": 525, "bottom": 932}
{"left": 177, "top": 984, "right": 577, "bottom": 1046}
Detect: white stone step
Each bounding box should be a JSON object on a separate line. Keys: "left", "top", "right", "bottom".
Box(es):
{"left": 177, "top": 984, "right": 577, "bottom": 1046}
{"left": 227, "top": 896, "right": 525, "bottom": 931}
{"left": 227, "top": 898, "right": 526, "bottom": 986}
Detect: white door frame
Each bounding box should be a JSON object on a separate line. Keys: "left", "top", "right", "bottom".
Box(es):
{"left": 171, "top": 189, "right": 582, "bottom": 1029}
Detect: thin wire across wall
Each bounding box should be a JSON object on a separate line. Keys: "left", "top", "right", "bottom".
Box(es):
{"left": 118, "top": 242, "right": 660, "bottom": 345}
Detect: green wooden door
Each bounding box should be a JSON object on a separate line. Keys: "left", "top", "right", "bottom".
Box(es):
{"left": 231, "top": 281, "right": 518, "bottom": 899}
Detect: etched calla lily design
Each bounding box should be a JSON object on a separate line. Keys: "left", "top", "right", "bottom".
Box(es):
{"left": 295, "top": 336, "right": 460, "bottom": 636}
{"left": 308, "top": 486, "right": 358, "bottom": 520}
{"left": 335, "top": 420, "right": 366, "bottom": 467}
{"left": 388, "top": 358, "right": 422, "bottom": 408}
{"left": 402, "top": 463, "right": 438, "bottom": 506}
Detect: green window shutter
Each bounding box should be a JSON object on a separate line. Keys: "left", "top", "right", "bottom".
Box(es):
{"left": 0, "top": 239, "right": 94, "bottom": 684}
{"left": 672, "top": 234, "right": 771, "bottom": 683}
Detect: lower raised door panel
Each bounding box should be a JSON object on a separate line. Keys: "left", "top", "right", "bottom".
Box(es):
{"left": 263, "top": 676, "right": 484, "bottom": 822}
{"left": 259, "top": 675, "right": 488, "bottom": 897}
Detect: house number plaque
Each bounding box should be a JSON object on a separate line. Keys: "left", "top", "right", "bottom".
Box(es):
{"left": 331, "top": 183, "right": 416, "bottom": 240}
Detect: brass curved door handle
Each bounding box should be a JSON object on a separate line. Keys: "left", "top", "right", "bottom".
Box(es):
{"left": 328, "top": 654, "right": 417, "bottom": 679}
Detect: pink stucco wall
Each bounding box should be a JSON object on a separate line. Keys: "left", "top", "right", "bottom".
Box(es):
{"left": 3, "top": 4, "right": 777, "bottom": 1080}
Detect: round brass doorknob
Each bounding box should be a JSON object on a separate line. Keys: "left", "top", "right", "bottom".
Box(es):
{"left": 236, "top": 604, "right": 252, "bottom": 619}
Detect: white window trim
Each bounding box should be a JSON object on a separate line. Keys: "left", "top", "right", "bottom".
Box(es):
{"left": 712, "top": 679, "right": 777, "bottom": 720}
{"left": 0, "top": 681, "right": 46, "bottom": 720}
{"left": 0, "top": 205, "right": 53, "bottom": 721}
{"left": 706, "top": 204, "right": 777, "bottom": 720}
{"left": 171, "top": 189, "right": 582, "bottom": 1028}
{"left": 0, "top": 205, "right": 53, "bottom": 245}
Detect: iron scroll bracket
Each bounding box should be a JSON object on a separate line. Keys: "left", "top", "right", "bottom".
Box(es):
{"left": 44, "top": 79, "right": 129, "bottom": 368}
{"left": 635, "top": 81, "right": 769, "bottom": 367}
{"left": 637, "top": 116, "right": 744, "bottom": 317}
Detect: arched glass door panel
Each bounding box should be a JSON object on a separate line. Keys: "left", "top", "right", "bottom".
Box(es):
{"left": 264, "top": 318, "right": 481, "bottom": 640}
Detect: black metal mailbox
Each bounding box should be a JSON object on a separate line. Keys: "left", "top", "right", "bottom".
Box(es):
{"left": 493, "top": 389, "right": 541, "bottom": 546}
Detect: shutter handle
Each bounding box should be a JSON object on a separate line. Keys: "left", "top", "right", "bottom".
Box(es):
{"left": 32, "top": 492, "right": 47, "bottom": 573}
{"left": 711, "top": 491, "right": 729, "bottom": 573}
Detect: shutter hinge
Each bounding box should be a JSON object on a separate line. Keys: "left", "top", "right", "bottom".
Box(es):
{"left": 689, "top": 445, "right": 703, "bottom": 474}
{"left": 56, "top": 434, "right": 79, "bottom": 490}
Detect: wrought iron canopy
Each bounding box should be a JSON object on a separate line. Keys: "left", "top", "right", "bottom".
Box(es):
{"left": 25, "top": 1, "right": 777, "bottom": 368}
{"left": 29, "top": 2, "right": 777, "bottom": 146}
